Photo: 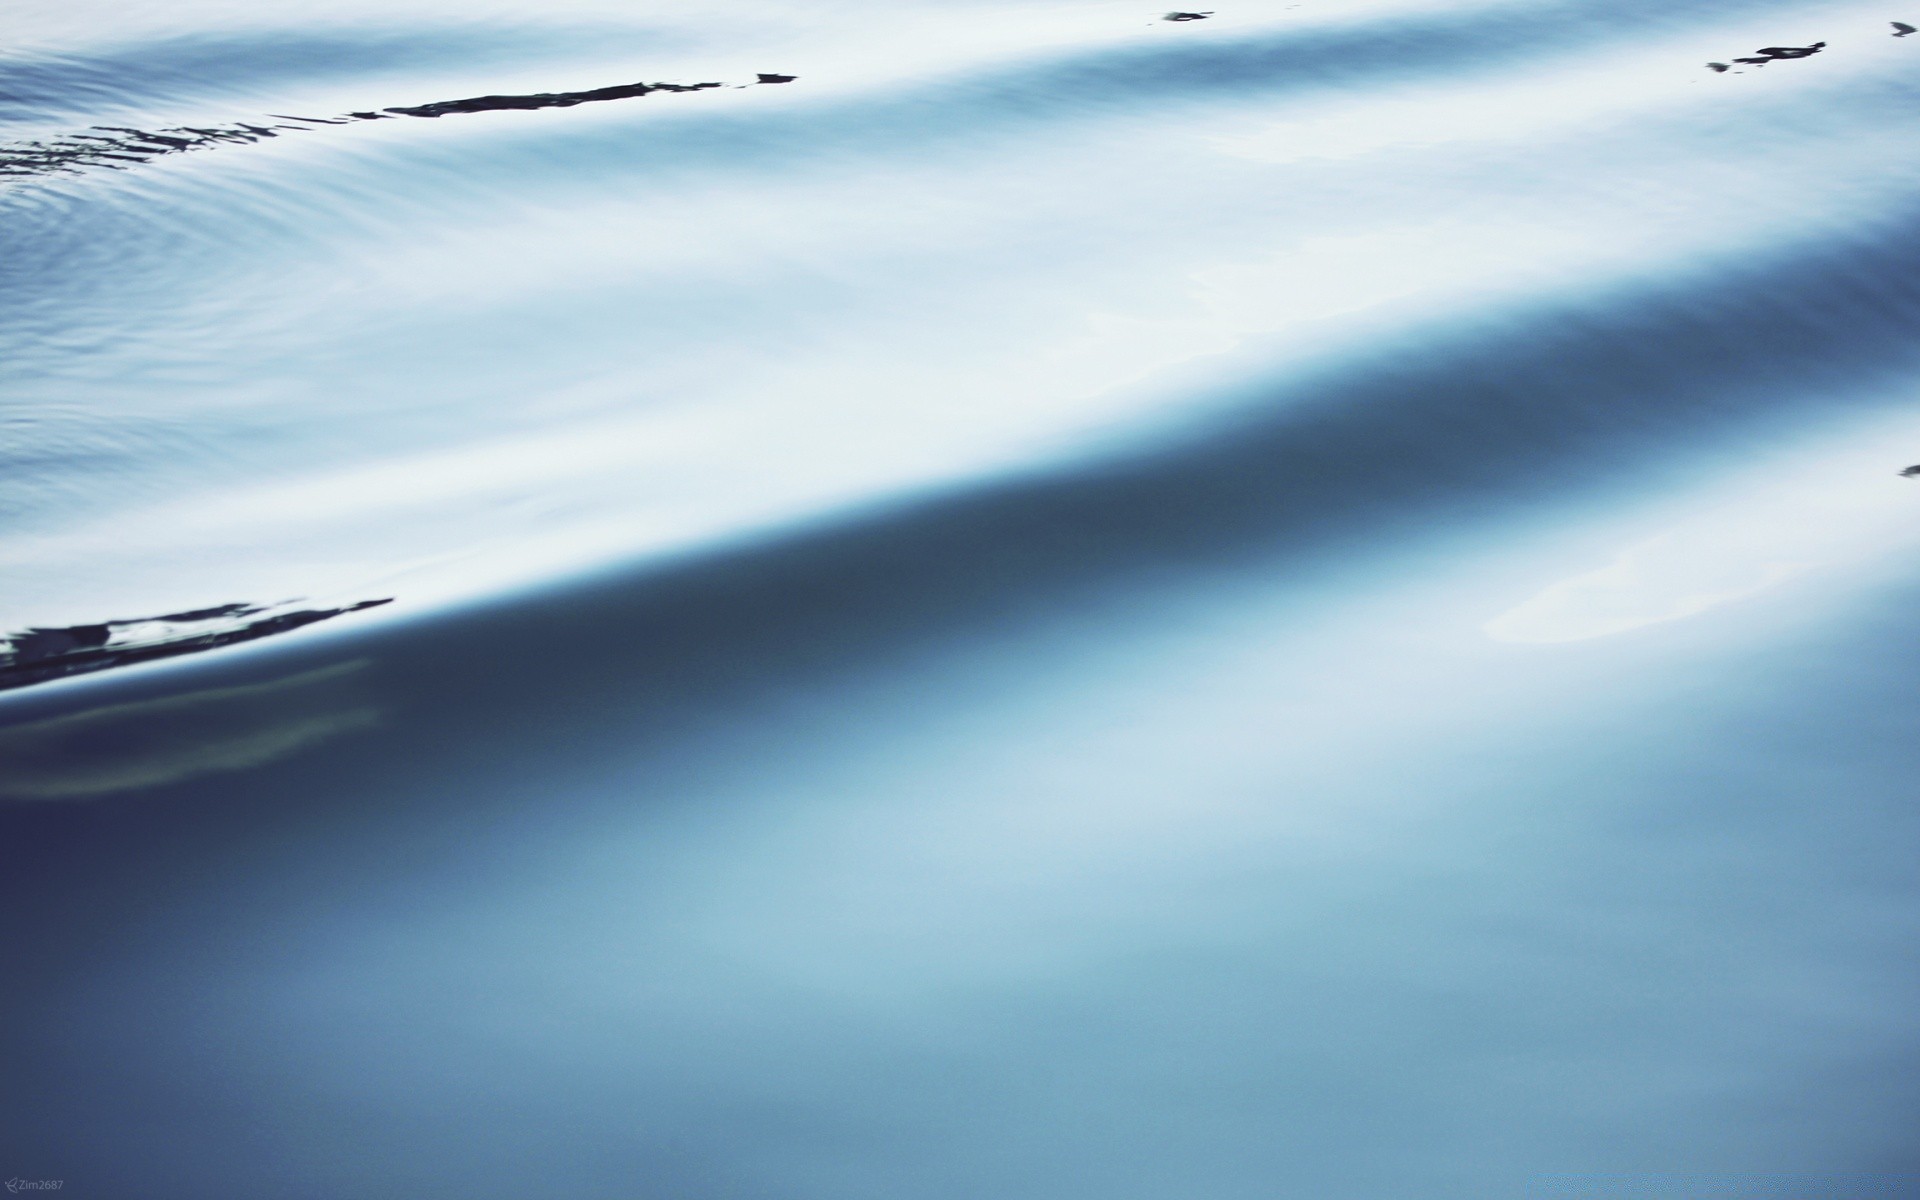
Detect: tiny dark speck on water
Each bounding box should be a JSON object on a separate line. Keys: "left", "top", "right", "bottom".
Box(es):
{"left": 1163, "top": 11, "right": 1213, "bottom": 21}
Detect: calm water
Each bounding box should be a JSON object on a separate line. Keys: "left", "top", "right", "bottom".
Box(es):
{"left": 4, "top": 1, "right": 1919, "bottom": 1196}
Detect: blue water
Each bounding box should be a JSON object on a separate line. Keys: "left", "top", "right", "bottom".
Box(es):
{"left": 4, "top": 1, "right": 1919, "bottom": 1196}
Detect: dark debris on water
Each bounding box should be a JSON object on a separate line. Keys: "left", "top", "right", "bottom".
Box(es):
{"left": 383, "top": 79, "right": 722, "bottom": 118}
{"left": 0, "top": 73, "right": 796, "bottom": 180}
{"left": 0, "top": 599, "right": 392, "bottom": 693}
{"left": 1708, "top": 40, "right": 1831, "bottom": 71}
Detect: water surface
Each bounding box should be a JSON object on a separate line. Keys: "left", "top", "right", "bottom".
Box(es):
{"left": 3, "top": 1, "right": 1919, "bottom": 1196}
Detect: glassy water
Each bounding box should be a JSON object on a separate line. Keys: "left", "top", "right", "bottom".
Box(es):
{"left": 3, "top": 1, "right": 1918, "bottom": 1196}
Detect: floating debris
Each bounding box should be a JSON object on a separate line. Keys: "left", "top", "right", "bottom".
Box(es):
{"left": 1730, "top": 42, "right": 1826, "bottom": 65}
{"left": 1, "top": 72, "right": 795, "bottom": 181}
{"left": 383, "top": 79, "right": 721, "bottom": 118}
{"left": 0, "top": 599, "right": 392, "bottom": 692}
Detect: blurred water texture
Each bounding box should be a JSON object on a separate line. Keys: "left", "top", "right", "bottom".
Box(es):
{"left": 2, "top": 0, "right": 1919, "bottom": 1196}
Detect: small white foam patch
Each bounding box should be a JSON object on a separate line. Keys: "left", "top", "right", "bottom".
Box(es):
{"left": 1485, "top": 417, "right": 1920, "bottom": 644}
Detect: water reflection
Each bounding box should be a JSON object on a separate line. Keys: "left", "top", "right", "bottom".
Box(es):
{"left": 2, "top": 0, "right": 1919, "bottom": 1196}
{"left": 0, "top": 660, "right": 377, "bottom": 800}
